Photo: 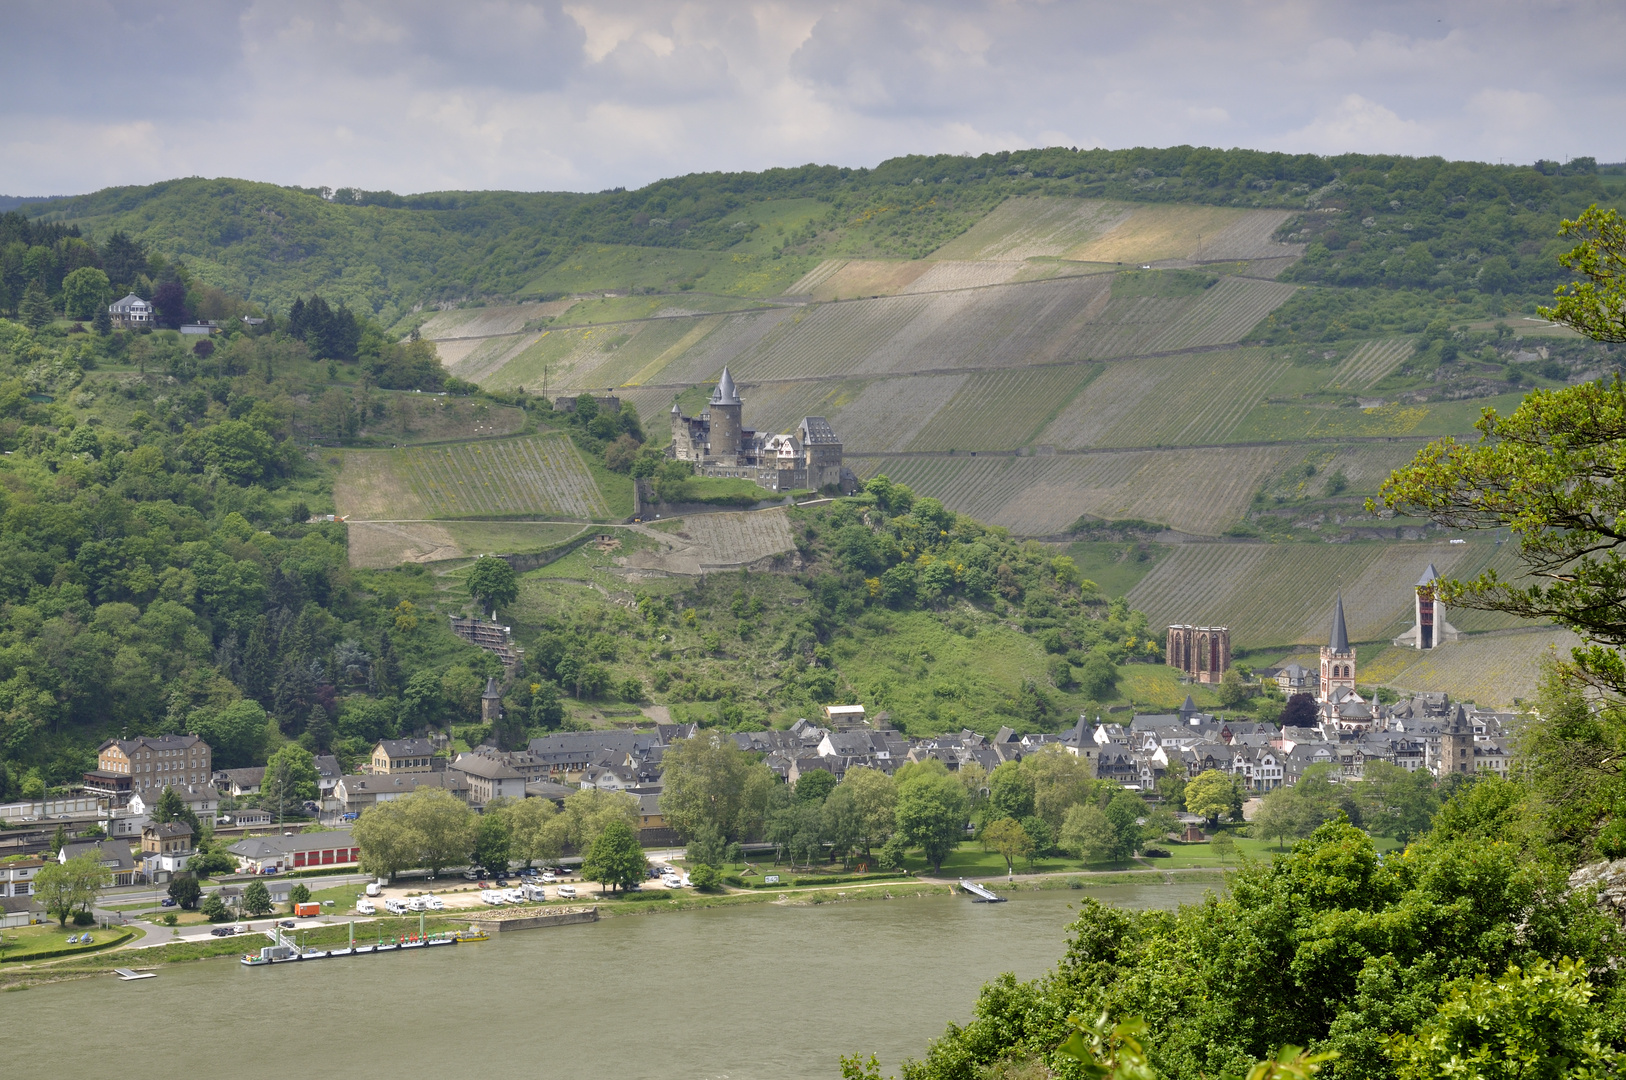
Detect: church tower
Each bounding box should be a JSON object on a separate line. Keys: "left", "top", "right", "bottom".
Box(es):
{"left": 708, "top": 368, "right": 743, "bottom": 463}
{"left": 1319, "top": 592, "right": 1356, "bottom": 700}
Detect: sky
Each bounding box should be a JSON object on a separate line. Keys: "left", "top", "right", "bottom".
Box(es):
{"left": 3, "top": 0, "right": 1623, "bottom": 197}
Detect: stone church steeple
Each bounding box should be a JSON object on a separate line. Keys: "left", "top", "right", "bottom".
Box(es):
{"left": 1319, "top": 592, "right": 1356, "bottom": 700}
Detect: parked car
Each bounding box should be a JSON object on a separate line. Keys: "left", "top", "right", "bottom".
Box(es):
{"left": 495, "top": 878, "right": 510, "bottom": 888}
{"left": 341, "top": 812, "right": 359, "bottom": 822}
{"left": 541, "top": 871, "right": 556, "bottom": 883}
{"left": 159, "top": 897, "right": 176, "bottom": 907}
{"left": 279, "top": 920, "right": 296, "bottom": 929}
{"left": 462, "top": 870, "right": 480, "bottom": 881}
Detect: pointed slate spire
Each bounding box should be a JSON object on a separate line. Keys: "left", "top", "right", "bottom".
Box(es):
{"left": 1417, "top": 563, "right": 1439, "bottom": 587}
{"left": 1072, "top": 712, "right": 1089, "bottom": 747}
{"left": 1180, "top": 694, "right": 1198, "bottom": 717}
{"left": 711, "top": 367, "right": 741, "bottom": 406}
{"left": 1328, "top": 592, "right": 1350, "bottom": 653}
{"left": 483, "top": 677, "right": 501, "bottom": 700}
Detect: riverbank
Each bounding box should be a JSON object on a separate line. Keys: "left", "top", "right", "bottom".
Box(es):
{"left": 0, "top": 868, "right": 1229, "bottom": 992}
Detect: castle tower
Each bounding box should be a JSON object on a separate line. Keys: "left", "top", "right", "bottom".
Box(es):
{"left": 1319, "top": 593, "right": 1356, "bottom": 700}
{"left": 708, "top": 368, "right": 743, "bottom": 463}
{"left": 1437, "top": 703, "right": 1475, "bottom": 777}
{"left": 1394, "top": 564, "right": 1461, "bottom": 650}
{"left": 481, "top": 677, "right": 502, "bottom": 723}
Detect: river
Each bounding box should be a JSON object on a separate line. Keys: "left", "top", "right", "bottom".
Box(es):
{"left": 2, "top": 882, "right": 1216, "bottom": 1079}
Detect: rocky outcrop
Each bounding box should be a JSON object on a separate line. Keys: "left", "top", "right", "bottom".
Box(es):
{"left": 1569, "top": 858, "right": 1626, "bottom": 925}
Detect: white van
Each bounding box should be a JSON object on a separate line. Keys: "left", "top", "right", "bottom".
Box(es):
{"left": 365, "top": 881, "right": 382, "bottom": 897}
{"left": 405, "top": 896, "right": 426, "bottom": 913}
{"left": 422, "top": 894, "right": 445, "bottom": 911}
{"left": 557, "top": 884, "right": 577, "bottom": 899}
{"left": 356, "top": 899, "right": 376, "bottom": 916}
{"left": 384, "top": 899, "right": 409, "bottom": 915}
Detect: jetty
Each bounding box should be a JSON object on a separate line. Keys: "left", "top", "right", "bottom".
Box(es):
{"left": 463, "top": 905, "right": 599, "bottom": 934}
{"left": 959, "top": 879, "right": 1007, "bottom": 903}
{"left": 241, "top": 915, "right": 456, "bottom": 966}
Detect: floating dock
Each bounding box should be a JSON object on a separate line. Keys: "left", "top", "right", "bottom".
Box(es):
{"left": 114, "top": 967, "right": 156, "bottom": 981}
{"left": 959, "top": 879, "right": 1007, "bottom": 903}
{"left": 242, "top": 916, "right": 457, "bottom": 966}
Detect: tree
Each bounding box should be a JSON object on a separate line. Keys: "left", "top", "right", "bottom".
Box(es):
{"left": 557, "top": 788, "right": 639, "bottom": 853}
{"left": 467, "top": 556, "right": 518, "bottom": 617}
{"left": 1024, "top": 745, "right": 1098, "bottom": 832}
{"left": 19, "top": 279, "right": 52, "bottom": 329}
{"left": 49, "top": 824, "right": 67, "bottom": 856}
{"left": 1216, "top": 667, "right": 1250, "bottom": 709}
{"left": 1281, "top": 692, "right": 1320, "bottom": 727}
{"left": 401, "top": 787, "right": 475, "bottom": 877}
{"left": 1103, "top": 789, "right": 1146, "bottom": 859}
{"left": 168, "top": 876, "right": 202, "bottom": 911}
{"left": 1254, "top": 785, "right": 1305, "bottom": 850}
{"left": 34, "top": 855, "right": 110, "bottom": 927}
{"left": 1077, "top": 649, "right": 1119, "bottom": 700}
{"left": 838, "top": 766, "right": 896, "bottom": 858}
{"left": 1389, "top": 958, "right": 1623, "bottom": 1080}
{"left": 582, "top": 819, "right": 646, "bottom": 894}
{"left": 1059, "top": 803, "right": 1119, "bottom": 863}
{"left": 263, "top": 744, "right": 319, "bottom": 820}
{"left": 1209, "top": 830, "right": 1236, "bottom": 863}
{"left": 1540, "top": 204, "right": 1626, "bottom": 343}
{"left": 689, "top": 862, "right": 721, "bottom": 891}
{"left": 794, "top": 768, "right": 837, "bottom": 805}
{"left": 1184, "top": 769, "right": 1238, "bottom": 826}
{"left": 1360, "top": 761, "right": 1440, "bottom": 844}
{"left": 987, "top": 760, "right": 1036, "bottom": 821}
{"left": 982, "top": 817, "right": 1032, "bottom": 880}
{"left": 472, "top": 812, "right": 512, "bottom": 873}
{"left": 658, "top": 732, "right": 774, "bottom": 844}
{"left": 185, "top": 699, "right": 270, "bottom": 769}
{"left": 200, "top": 893, "right": 229, "bottom": 922}
{"left": 894, "top": 762, "right": 969, "bottom": 874}
{"left": 289, "top": 883, "right": 311, "bottom": 906}
{"left": 152, "top": 785, "right": 201, "bottom": 838}
{"left": 499, "top": 796, "right": 563, "bottom": 868}
{"left": 352, "top": 800, "right": 416, "bottom": 882}
{"left": 187, "top": 845, "right": 236, "bottom": 878}
{"left": 61, "top": 267, "right": 111, "bottom": 319}
{"left": 92, "top": 302, "right": 112, "bottom": 335}
{"left": 242, "top": 880, "right": 272, "bottom": 915}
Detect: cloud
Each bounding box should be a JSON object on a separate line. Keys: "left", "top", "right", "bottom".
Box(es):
{"left": 0, "top": 1, "right": 1621, "bottom": 196}
{"left": 1285, "top": 94, "right": 1435, "bottom": 156}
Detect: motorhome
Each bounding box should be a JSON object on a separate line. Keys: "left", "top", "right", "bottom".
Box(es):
{"left": 384, "top": 899, "right": 409, "bottom": 915}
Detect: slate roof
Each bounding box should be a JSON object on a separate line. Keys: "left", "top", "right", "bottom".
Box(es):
{"left": 1328, "top": 592, "right": 1350, "bottom": 653}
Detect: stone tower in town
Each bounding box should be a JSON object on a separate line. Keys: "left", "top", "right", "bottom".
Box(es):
{"left": 1319, "top": 592, "right": 1356, "bottom": 700}
{"left": 1438, "top": 703, "right": 1475, "bottom": 777}
{"left": 481, "top": 677, "right": 502, "bottom": 723}
{"left": 707, "top": 368, "right": 743, "bottom": 463}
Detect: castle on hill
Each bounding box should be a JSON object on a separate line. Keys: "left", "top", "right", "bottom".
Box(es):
{"left": 668, "top": 368, "right": 854, "bottom": 494}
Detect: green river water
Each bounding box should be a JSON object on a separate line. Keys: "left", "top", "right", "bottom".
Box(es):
{"left": 2, "top": 882, "right": 1216, "bottom": 1079}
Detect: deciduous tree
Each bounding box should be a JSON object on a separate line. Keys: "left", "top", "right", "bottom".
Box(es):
{"left": 658, "top": 732, "right": 774, "bottom": 844}
{"left": 466, "top": 556, "right": 518, "bottom": 616}
{"left": 582, "top": 819, "right": 646, "bottom": 894}
{"left": 894, "top": 761, "right": 969, "bottom": 874}
{"left": 982, "top": 817, "right": 1032, "bottom": 879}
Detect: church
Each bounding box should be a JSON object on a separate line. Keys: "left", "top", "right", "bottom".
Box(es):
{"left": 668, "top": 368, "right": 853, "bottom": 493}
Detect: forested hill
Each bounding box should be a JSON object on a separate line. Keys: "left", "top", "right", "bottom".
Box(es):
{"left": 15, "top": 148, "right": 1620, "bottom": 328}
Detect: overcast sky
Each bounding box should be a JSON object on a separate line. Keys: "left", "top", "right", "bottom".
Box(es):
{"left": 3, "top": 1, "right": 1622, "bottom": 197}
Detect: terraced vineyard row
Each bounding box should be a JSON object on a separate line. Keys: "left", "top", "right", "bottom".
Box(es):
{"left": 1095, "top": 349, "right": 1286, "bottom": 447}
{"left": 1124, "top": 540, "right": 1527, "bottom": 649}
{"left": 1194, "top": 210, "right": 1302, "bottom": 261}
{"left": 900, "top": 260, "right": 1024, "bottom": 292}
{"left": 684, "top": 509, "right": 798, "bottom": 567}
{"left": 822, "top": 373, "right": 968, "bottom": 452}
{"left": 906, "top": 365, "right": 1099, "bottom": 451}
{"left": 1142, "top": 278, "right": 1300, "bottom": 352}
{"left": 851, "top": 444, "right": 1288, "bottom": 536}
{"left": 1329, "top": 338, "right": 1412, "bottom": 390}
{"left": 928, "top": 197, "right": 1133, "bottom": 261}
{"left": 1359, "top": 627, "right": 1578, "bottom": 707}
{"left": 396, "top": 435, "right": 610, "bottom": 519}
